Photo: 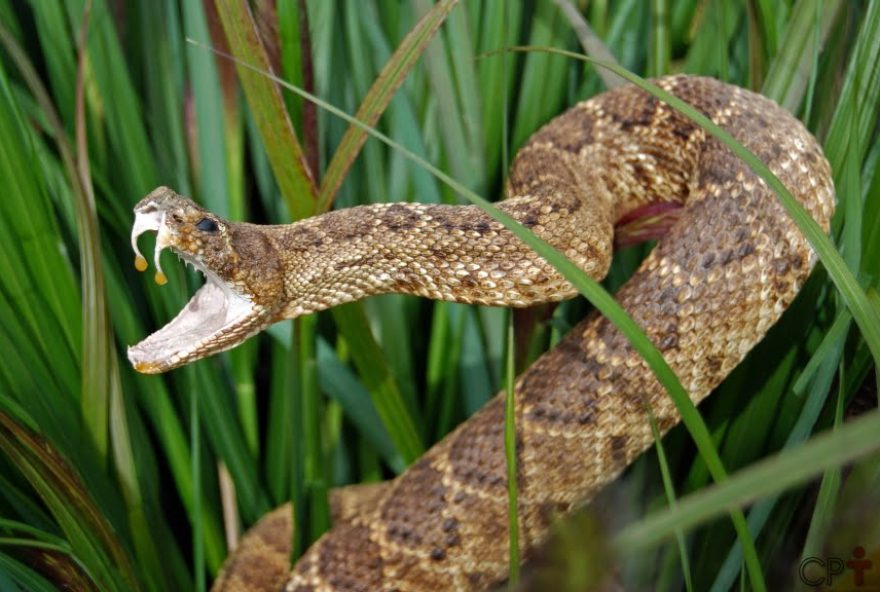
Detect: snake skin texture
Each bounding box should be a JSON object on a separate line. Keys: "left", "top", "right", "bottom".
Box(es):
{"left": 129, "top": 76, "right": 834, "bottom": 590}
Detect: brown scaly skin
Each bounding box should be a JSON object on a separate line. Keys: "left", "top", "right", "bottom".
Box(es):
{"left": 210, "top": 484, "right": 388, "bottom": 592}
{"left": 128, "top": 76, "right": 835, "bottom": 590}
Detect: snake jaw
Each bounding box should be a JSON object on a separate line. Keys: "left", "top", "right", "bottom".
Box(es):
{"left": 127, "top": 188, "right": 272, "bottom": 374}
{"left": 127, "top": 274, "right": 264, "bottom": 374}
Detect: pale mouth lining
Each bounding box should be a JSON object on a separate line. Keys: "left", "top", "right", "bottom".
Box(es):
{"left": 127, "top": 210, "right": 258, "bottom": 373}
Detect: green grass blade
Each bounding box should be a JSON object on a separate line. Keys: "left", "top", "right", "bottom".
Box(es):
{"left": 823, "top": 1, "right": 880, "bottom": 176}
{"left": 503, "top": 313, "right": 520, "bottom": 584}
{"left": 265, "top": 337, "right": 294, "bottom": 503}
{"left": 708, "top": 324, "right": 845, "bottom": 591}
{"left": 445, "top": 3, "right": 486, "bottom": 189}
{"left": 792, "top": 309, "right": 851, "bottom": 396}
{"left": 751, "top": 0, "right": 778, "bottom": 58}
{"left": 318, "top": 0, "right": 459, "bottom": 210}
{"left": 800, "top": 378, "right": 845, "bottom": 560}
{"left": 649, "top": 0, "right": 670, "bottom": 77}
{"left": 316, "top": 338, "right": 406, "bottom": 473}
{"left": 649, "top": 410, "right": 694, "bottom": 592}
{"left": 681, "top": 0, "right": 738, "bottom": 81}
{"left": 65, "top": 0, "right": 158, "bottom": 198}
{"left": 192, "top": 363, "right": 270, "bottom": 523}
{"left": 103, "top": 266, "right": 225, "bottom": 571}
{"left": 411, "top": 0, "right": 480, "bottom": 193}
{"left": 3, "top": 4, "right": 118, "bottom": 468}
{"left": 614, "top": 409, "right": 880, "bottom": 553}
{"left": 0, "top": 537, "right": 71, "bottom": 554}
{"left": 593, "top": 0, "right": 646, "bottom": 89}
{"left": 182, "top": 0, "right": 231, "bottom": 215}
{"left": 861, "top": 142, "right": 880, "bottom": 276}
{"left": 459, "top": 307, "right": 496, "bottom": 415}
{"left": 0, "top": 45, "right": 81, "bottom": 387}
{"left": 330, "top": 304, "right": 424, "bottom": 463}
{"left": 189, "top": 373, "right": 205, "bottom": 592}
{"left": 136, "top": 2, "right": 191, "bottom": 193}
{"left": 510, "top": 3, "right": 571, "bottom": 149}
{"left": 0, "top": 518, "right": 66, "bottom": 546}
{"left": 0, "top": 412, "right": 136, "bottom": 592}
{"left": 212, "top": 0, "right": 316, "bottom": 220}
{"left": 426, "top": 303, "right": 468, "bottom": 438}
{"left": 73, "top": 0, "right": 115, "bottom": 468}
{"left": 28, "top": 0, "right": 75, "bottom": 131}
{"left": 287, "top": 319, "right": 306, "bottom": 559}
{"left": 108, "top": 362, "right": 179, "bottom": 592}
{"left": 297, "top": 314, "right": 330, "bottom": 550}
{"left": 476, "top": 0, "right": 521, "bottom": 176}
{"left": 762, "top": 0, "right": 843, "bottom": 111}
{"left": 0, "top": 552, "right": 63, "bottom": 592}
{"left": 341, "top": 0, "right": 388, "bottom": 207}
{"left": 551, "top": 0, "right": 627, "bottom": 87}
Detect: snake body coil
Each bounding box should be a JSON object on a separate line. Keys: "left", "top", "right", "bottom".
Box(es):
{"left": 128, "top": 76, "right": 834, "bottom": 591}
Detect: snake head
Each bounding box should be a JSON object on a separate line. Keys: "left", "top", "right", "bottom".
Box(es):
{"left": 127, "top": 186, "right": 282, "bottom": 374}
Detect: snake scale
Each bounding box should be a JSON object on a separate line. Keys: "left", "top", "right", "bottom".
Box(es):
{"left": 128, "top": 76, "right": 834, "bottom": 590}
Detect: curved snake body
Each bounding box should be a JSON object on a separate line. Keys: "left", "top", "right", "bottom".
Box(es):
{"left": 128, "top": 76, "right": 834, "bottom": 591}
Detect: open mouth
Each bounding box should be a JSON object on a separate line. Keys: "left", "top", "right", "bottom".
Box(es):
{"left": 127, "top": 209, "right": 260, "bottom": 374}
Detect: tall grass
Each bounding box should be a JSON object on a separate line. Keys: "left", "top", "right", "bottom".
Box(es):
{"left": 0, "top": 2, "right": 877, "bottom": 591}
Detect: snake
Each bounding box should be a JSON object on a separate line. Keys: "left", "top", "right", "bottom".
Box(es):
{"left": 127, "top": 75, "right": 835, "bottom": 591}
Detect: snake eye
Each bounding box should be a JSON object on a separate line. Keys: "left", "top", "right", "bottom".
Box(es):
{"left": 196, "top": 218, "right": 219, "bottom": 233}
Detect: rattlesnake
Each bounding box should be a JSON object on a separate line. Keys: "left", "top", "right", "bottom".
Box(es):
{"left": 128, "top": 76, "right": 835, "bottom": 591}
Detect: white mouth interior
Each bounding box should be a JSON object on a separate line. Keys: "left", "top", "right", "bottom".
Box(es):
{"left": 127, "top": 211, "right": 257, "bottom": 373}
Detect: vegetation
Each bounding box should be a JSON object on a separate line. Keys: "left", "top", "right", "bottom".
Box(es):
{"left": 0, "top": 1, "right": 877, "bottom": 591}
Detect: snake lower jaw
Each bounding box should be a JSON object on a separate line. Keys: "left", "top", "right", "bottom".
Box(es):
{"left": 127, "top": 271, "right": 268, "bottom": 374}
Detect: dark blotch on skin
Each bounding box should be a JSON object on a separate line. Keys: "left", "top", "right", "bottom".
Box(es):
{"left": 620, "top": 98, "right": 657, "bottom": 131}
{"left": 384, "top": 204, "right": 421, "bottom": 231}
{"left": 609, "top": 435, "right": 628, "bottom": 465}
{"left": 704, "top": 355, "right": 722, "bottom": 374}
{"left": 577, "top": 409, "right": 595, "bottom": 425}
{"left": 671, "top": 123, "right": 695, "bottom": 141}
{"left": 631, "top": 161, "right": 653, "bottom": 186}
{"left": 659, "top": 333, "right": 679, "bottom": 350}
{"left": 736, "top": 243, "right": 755, "bottom": 258}
{"left": 530, "top": 107, "right": 595, "bottom": 153}
{"left": 701, "top": 252, "right": 716, "bottom": 268}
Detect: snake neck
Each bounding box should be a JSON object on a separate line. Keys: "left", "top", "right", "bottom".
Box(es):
{"left": 269, "top": 187, "right": 615, "bottom": 320}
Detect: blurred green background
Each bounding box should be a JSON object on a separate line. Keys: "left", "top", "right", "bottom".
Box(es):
{"left": 0, "top": 1, "right": 878, "bottom": 591}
